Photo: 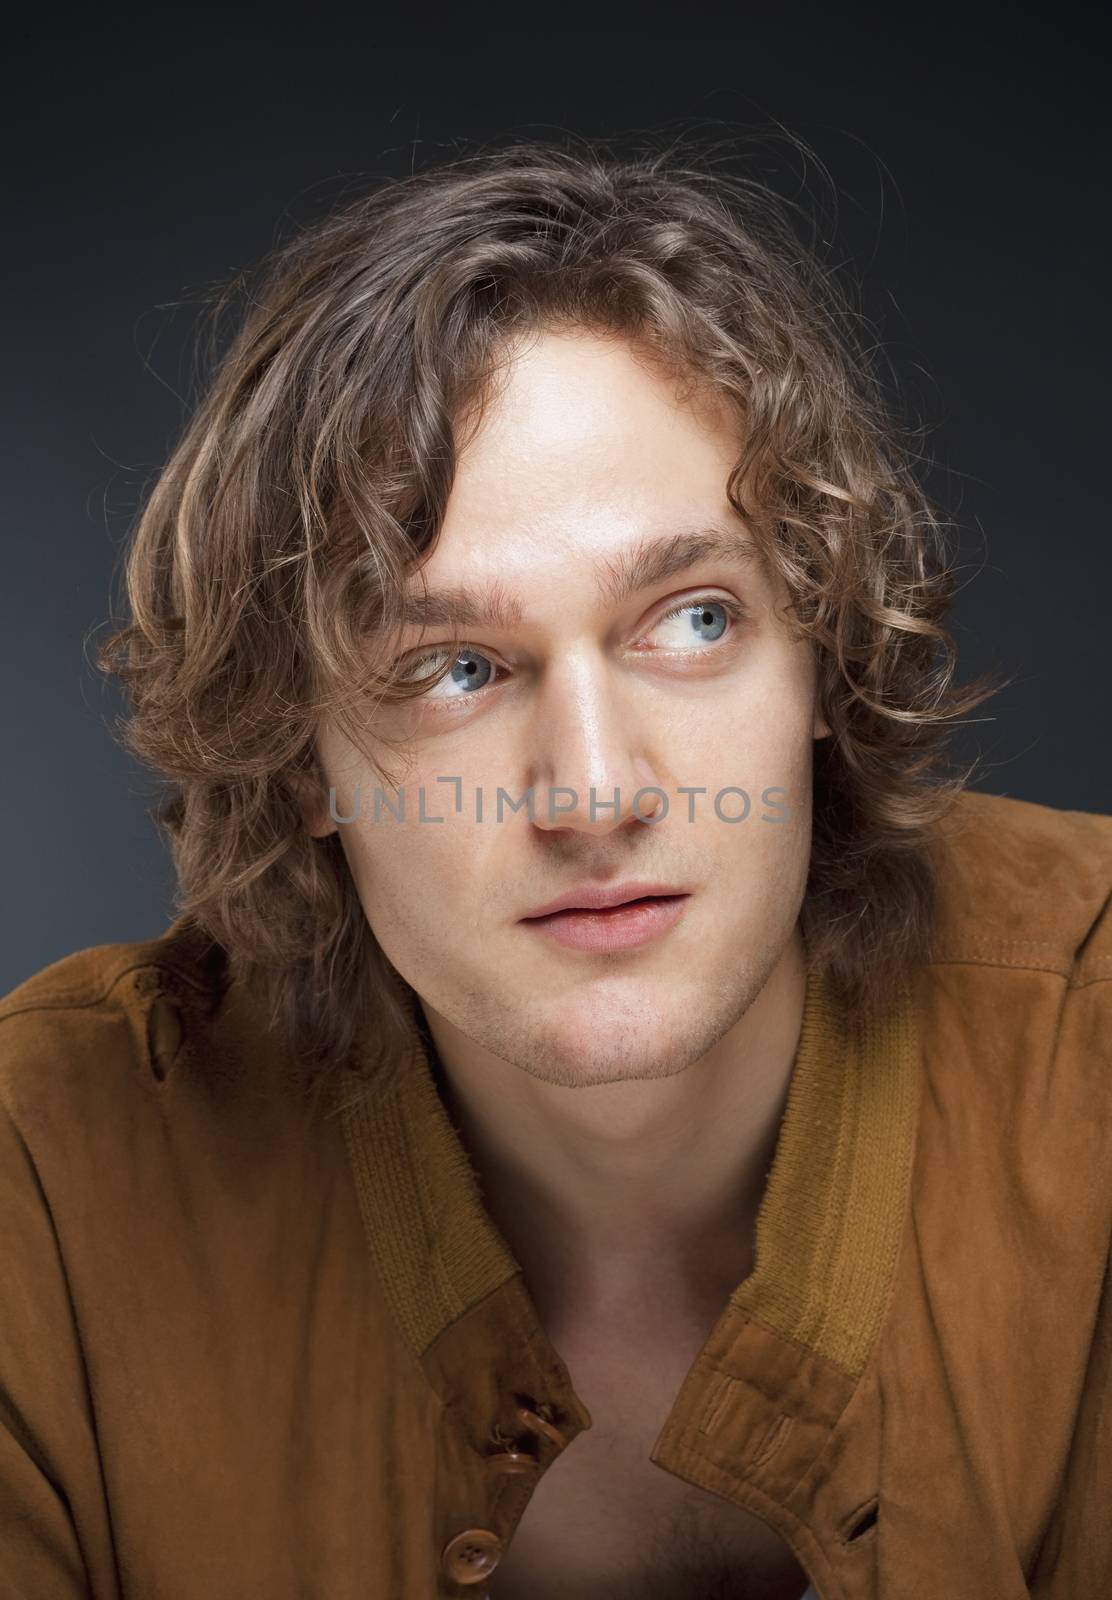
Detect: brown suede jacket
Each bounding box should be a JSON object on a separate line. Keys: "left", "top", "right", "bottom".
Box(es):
{"left": 1, "top": 788, "right": 1110, "bottom": 1598}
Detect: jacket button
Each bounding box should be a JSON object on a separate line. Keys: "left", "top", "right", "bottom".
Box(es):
{"left": 440, "top": 1527, "right": 503, "bottom": 1584}
{"left": 485, "top": 1449, "right": 540, "bottom": 1478}
{"left": 515, "top": 1403, "right": 568, "bottom": 1450}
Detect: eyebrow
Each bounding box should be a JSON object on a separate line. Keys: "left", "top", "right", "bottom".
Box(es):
{"left": 392, "top": 527, "right": 760, "bottom": 633}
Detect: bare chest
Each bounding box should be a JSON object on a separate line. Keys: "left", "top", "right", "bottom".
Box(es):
{"left": 486, "top": 1329, "right": 812, "bottom": 1600}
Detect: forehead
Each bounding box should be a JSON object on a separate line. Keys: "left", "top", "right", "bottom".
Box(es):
{"left": 426, "top": 329, "right": 747, "bottom": 587}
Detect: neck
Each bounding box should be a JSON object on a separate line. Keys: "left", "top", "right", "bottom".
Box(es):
{"left": 422, "top": 928, "right": 809, "bottom": 1321}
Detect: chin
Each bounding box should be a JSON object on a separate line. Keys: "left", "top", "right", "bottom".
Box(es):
{"left": 522, "top": 995, "right": 731, "bottom": 1088}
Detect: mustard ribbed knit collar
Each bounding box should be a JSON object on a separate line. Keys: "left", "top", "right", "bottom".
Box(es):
{"left": 338, "top": 962, "right": 919, "bottom": 1381}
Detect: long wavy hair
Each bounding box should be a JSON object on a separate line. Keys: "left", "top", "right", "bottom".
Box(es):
{"left": 97, "top": 133, "right": 1001, "bottom": 1087}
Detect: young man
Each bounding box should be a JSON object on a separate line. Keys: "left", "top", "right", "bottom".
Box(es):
{"left": 2, "top": 141, "right": 1109, "bottom": 1600}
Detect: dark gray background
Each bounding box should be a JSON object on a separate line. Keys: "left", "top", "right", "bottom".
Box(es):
{"left": 4, "top": 6, "right": 1109, "bottom": 993}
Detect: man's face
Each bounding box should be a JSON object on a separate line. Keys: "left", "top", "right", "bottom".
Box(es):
{"left": 307, "top": 329, "right": 829, "bottom": 1088}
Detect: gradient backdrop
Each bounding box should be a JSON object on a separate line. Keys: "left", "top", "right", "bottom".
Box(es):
{"left": 4, "top": 6, "right": 1109, "bottom": 991}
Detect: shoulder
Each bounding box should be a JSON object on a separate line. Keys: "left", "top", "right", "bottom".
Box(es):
{"left": 0, "top": 914, "right": 231, "bottom": 1124}
{"left": 907, "top": 795, "right": 1112, "bottom": 1543}
{"left": 926, "top": 788, "right": 1112, "bottom": 983}
{"left": 0, "top": 913, "right": 225, "bottom": 1020}
{"left": 918, "top": 790, "right": 1112, "bottom": 1216}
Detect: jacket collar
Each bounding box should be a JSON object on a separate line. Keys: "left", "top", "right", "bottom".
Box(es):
{"left": 335, "top": 956, "right": 919, "bottom": 1590}
{"left": 335, "top": 957, "right": 919, "bottom": 1384}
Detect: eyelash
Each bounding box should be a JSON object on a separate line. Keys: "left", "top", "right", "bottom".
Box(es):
{"left": 397, "top": 592, "right": 748, "bottom": 699}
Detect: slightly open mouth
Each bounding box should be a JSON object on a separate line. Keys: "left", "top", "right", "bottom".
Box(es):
{"left": 530, "top": 893, "right": 688, "bottom": 921}
{"left": 522, "top": 891, "right": 691, "bottom": 952}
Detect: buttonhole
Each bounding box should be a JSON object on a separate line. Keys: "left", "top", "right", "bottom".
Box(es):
{"left": 147, "top": 996, "right": 184, "bottom": 1081}
{"left": 845, "top": 1500, "right": 879, "bottom": 1542}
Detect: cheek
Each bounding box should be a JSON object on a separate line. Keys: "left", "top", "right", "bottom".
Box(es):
{"left": 742, "top": 652, "right": 819, "bottom": 778}
{"left": 338, "top": 810, "right": 494, "bottom": 950}
{"left": 683, "top": 705, "right": 815, "bottom": 894}
{"left": 679, "top": 676, "right": 816, "bottom": 800}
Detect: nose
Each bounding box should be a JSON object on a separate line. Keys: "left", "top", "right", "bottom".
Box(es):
{"left": 525, "top": 650, "right": 668, "bottom": 836}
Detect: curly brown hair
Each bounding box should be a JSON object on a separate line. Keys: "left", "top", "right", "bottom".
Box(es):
{"left": 96, "top": 133, "right": 1002, "bottom": 1088}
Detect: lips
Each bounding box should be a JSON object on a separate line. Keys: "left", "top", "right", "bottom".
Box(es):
{"left": 521, "top": 882, "right": 689, "bottom": 920}
{"left": 520, "top": 890, "right": 691, "bottom": 953}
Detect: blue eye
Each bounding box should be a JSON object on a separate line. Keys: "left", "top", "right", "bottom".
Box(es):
{"left": 400, "top": 648, "right": 497, "bottom": 698}
{"left": 447, "top": 651, "right": 494, "bottom": 692}
{"left": 652, "top": 598, "right": 735, "bottom": 648}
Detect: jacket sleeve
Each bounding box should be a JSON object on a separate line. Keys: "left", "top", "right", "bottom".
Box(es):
{"left": 0, "top": 1080, "right": 99, "bottom": 1595}
{"left": 1027, "top": 961, "right": 1112, "bottom": 1594}
{"left": 1028, "top": 1234, "right": 1112, "bottom": 1592}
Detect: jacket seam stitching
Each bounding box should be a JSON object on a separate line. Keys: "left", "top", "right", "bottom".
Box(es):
{"left": 926, "top": 955, "right": 1071, "bottom": 975}
{"left": 0, "top": 959, "right": 214, "bottom": 1020}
